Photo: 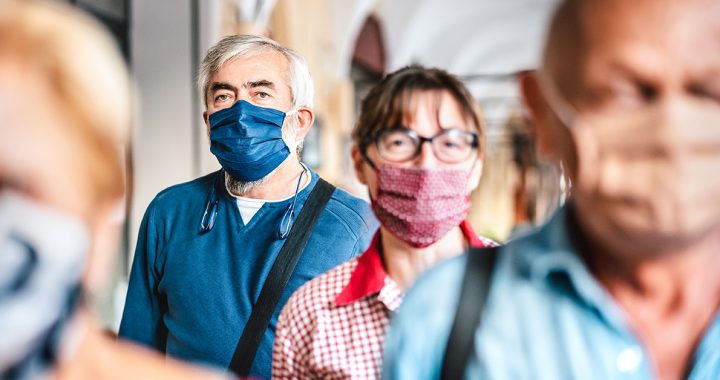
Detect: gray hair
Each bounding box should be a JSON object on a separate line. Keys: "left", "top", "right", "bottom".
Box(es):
{"left": 197, "top": 34, "right": 314, "bottom": 110}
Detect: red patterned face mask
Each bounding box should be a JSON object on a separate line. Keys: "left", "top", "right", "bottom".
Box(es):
{"left": 372, "top": 165, "right": 471, "bottom": 248}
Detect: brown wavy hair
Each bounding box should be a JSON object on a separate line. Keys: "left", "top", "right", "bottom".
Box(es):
{"left": 352, "top": 65, "right": 486, "bottom": 158}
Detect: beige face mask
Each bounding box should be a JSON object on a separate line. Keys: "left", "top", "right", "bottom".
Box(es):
{"left": 538, "top": 72, "right": 720, "bottom": 253}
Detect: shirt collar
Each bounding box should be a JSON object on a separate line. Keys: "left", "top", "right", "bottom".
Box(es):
{"left": 514, "top": 203, "right": 628, "bottom": 328}
{"left": 461, "top": 220, "right": 492, "bottom": 249}
{"left": 334, "top": 220, "right": 487, "bottom": 307}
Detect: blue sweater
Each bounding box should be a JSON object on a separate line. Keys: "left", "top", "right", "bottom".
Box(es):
{"left": 119, "top": 170, "right": 377, "bottom": 379}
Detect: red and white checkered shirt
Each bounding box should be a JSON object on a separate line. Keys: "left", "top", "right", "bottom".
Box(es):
{"left": 272, "top": 221, "right": 497, "bottom": 380}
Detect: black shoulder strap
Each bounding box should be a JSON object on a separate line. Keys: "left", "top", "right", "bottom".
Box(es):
{"left": 440, "top": 246, "right": 500, "bottom": 380}
{"left": 228, "top": 178, "right": 336, "bottom": 377}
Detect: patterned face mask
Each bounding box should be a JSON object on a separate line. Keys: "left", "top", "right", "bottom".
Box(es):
{"left": 0, "top": 192, "right": 87, "bottom": 377}
{"left": 371, "top": 165, "right": 471, "bottom": 248}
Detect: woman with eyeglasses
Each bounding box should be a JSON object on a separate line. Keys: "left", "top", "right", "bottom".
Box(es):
{"left": 271, "top": 65, "right": 497, "bottom": 379}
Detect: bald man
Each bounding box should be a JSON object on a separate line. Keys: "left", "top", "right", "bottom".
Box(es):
{"left": 382, "top": 0, "right": 720, "bottom": 379}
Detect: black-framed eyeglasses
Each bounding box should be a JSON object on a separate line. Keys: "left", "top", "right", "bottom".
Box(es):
{"left": 372, "top": 127, "right": 479, "bottom": 164}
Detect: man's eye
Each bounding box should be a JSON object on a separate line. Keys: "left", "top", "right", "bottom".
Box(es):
{"left": 688, "top": 84, "right": 720, "bottom": 102}
{"left": 215, "top": 93, "right": 232, "bottom": 102}
{"left": 255, "top": 92, "right": 270, "bottom": 99}
{"left": 604, "top": 81, "right": 657, "bottom": 109}
{"left": 610, "top": 86, "right": 641, "bottom": 104}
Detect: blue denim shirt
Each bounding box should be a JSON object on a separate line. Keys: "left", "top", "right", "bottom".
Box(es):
{"left": 383, "top": 206, "right": 720, "bottom": 380}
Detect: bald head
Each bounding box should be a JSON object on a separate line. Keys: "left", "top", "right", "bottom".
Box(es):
{"left": 540, "top": 0, "right": 720, "bottom": 106}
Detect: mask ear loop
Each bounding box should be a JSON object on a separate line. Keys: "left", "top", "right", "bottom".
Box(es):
{"left": 361, "top": 152, "right": 378, "bottom": 171}
{"left": 284, "top": 107, "right": 304, "bottom": 155}
{"left": 535, "top": 71, "right": 594, "bottom": 189}
{"left": 278, "top": 166, "right": 306, "bottom": 239}
{"left": 360, "top": 136, "right": 378, "bottom": 171}
{"left": 535, "top": 70, "right": 579, "bottom": 128}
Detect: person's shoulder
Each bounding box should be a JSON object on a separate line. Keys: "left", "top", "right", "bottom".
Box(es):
{"left": 401, "top": 251, "right": 501, "bottom": 333}
{"left": 327, "top": 184, "right": 370, "bottom": 215}
{"left": 408, "top": 254, "right": 468, "bottom": 302}
{"left": 139, "top": 171, "right": 219, "bottom": 228}
{"left": 328, "top": 181, "right": 377, "bottom": 223}
{"left": 150, "top": 171, "right": 218, "bottom": 208}
{"left": 384, "top": 254, "right": 469, "bottom": 378}
{"left": 282, "top": 258, "right": 359, "bottom": 317}
{"left": 317, "top": 177, "right": 376, "bottom": 230}
{"left": 155, "top": 170, "right": 217, "bottom": 200}
{"left": 327, "top": 185, "right": 367, "bottom": 209}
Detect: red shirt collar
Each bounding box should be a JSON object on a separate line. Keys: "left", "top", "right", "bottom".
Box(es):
{"left": 461, "top": 219, "right": 487, "bottom": 249}
{"left": 334, "top": 220, "right": 487, "bottom": 306}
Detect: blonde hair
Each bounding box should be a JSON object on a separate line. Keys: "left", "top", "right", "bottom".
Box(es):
{"left": 0, "top": 0, "right": 131, "bottom": 205}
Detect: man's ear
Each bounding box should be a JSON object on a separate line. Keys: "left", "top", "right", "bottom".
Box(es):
{"left": 203, "top": 111, "right": 210, "bottom": 137}
{"left": 519, "top": 71, "right": 554, "bottom": 158}
{"left": 294, "top": 107, "right": 314, "bottom": 140}
{"left": 466, "top": 157, "right": 484, "bottom": 193}
{"left": 351, "top": 145, "right": 369, "bottom": 185}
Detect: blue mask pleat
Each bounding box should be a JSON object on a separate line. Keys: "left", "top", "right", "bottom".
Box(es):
{"left": 208, "top": 100, "right": 291, "bottom": 181}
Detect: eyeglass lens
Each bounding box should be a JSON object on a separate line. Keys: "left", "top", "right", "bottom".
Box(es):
{"left": 376, "top": 128, "right": 477, "bottom": 163}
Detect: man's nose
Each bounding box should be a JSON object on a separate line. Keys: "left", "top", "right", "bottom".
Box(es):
{"left": 237, "top": 92, "right": 252, "bottom": 103}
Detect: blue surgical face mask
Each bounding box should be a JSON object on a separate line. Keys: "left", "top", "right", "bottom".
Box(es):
{"left": 209, "top": 100, "right": 294, "bottom": 182}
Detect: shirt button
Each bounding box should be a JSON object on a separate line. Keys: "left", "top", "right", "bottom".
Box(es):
{"left": 616, "top": 347, "right": 643, "bottom": 373}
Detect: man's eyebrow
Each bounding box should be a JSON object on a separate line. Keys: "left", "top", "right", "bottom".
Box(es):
{"left": 209, "top": 82, "right": 238, "bottom": 93}
{"left": 245, "top": 80, "right": 275, "bottom": 90}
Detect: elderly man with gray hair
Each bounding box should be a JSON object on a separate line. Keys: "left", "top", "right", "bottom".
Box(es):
{"left": 119, "top": 35, "right": 376, "bottom": 379}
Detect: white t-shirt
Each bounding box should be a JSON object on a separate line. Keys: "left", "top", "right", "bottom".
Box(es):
{"left": 234, "top": 197, "right": 266, "bottom": 225}
{"left": 228, "top": 167, "right": 312, "bottom": 225}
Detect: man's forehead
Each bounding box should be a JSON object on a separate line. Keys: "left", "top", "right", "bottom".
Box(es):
{"left": 579, "top": 0, "right": 719, "bottom": 38}
{"left": 543, "top": 0, "right": 720, "bottom": 82}
{"left": 215, "top": 50, "right": 289, "bottom": 82}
